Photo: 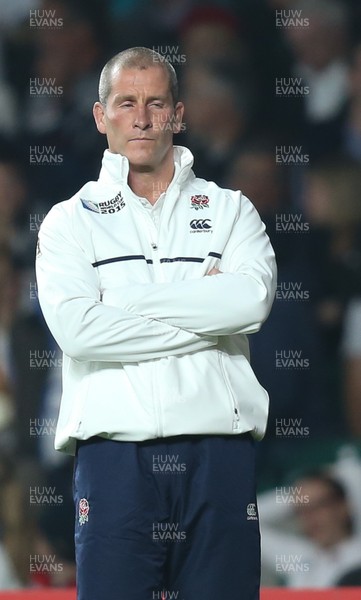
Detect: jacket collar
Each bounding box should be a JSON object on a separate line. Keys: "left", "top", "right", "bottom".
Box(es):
{"left": 98, "top": 145, "right": 195, "bottom": 189}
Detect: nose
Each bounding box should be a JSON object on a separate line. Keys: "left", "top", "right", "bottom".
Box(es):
{"left": 134, "top": 105, "right": 152, "bottom": 130}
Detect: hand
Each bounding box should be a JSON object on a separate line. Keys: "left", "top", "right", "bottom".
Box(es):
{"left": 207, "top": 268, "right": 222, "bottom": 276}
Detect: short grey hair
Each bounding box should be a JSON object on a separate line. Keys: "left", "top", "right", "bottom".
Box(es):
{"left": 98, "top": 46, "right": 179, "bottom": 106}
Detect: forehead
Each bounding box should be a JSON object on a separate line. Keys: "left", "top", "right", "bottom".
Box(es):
{"left": 109, "top": 65, "right": 171, "bottom": 97}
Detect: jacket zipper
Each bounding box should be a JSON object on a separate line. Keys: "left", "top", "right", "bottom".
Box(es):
{"left": 218, "top": 351, "right": 240, "bottom": 430}
{"left": 141, "top": 209, "right": 164, "bottom": 437}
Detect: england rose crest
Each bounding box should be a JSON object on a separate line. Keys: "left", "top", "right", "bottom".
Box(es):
{"left": 190, "top": 195, "right": 209, "bottom": 210}
{"left": 79, "top": 498, "right": 90, "bottom": 526}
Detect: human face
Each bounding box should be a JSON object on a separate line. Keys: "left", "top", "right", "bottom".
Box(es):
{"left": 93, "top": 66, "right": 184, "bottom": 171}
{"left": 293, "top": 479, "right": 351, "bottom": 549}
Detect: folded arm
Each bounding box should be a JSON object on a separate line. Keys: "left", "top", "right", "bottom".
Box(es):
{"left": 35, "top": 205, "right": 217, "bottom": 363}
{"left": 117, "top": 193, "right": 277, "bottom": 335}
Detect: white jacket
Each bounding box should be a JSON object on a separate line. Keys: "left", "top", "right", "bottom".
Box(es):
{"left": 36, "top": 146, "right": 277, "bottom": 454}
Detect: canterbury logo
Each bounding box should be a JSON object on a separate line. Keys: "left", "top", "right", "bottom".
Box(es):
{"left": 190, "top": 219, "right": 212, "bottom": 230}
{"left": 247, "top": 503, "right": 258, "bottom": 521}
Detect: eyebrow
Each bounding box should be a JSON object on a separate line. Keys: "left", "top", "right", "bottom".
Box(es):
{"left": 113, "top": 94, "right": 168, "bottom": 103}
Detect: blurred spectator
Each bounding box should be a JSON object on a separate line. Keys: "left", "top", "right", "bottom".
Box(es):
{"left": 0, "top": 0, "right": 40, "bottom": 30}
{"left": 0, "top": 542, "right": 20, "bottom": 589}
{"left": 344, "top": 41, "right": 361, "bottom": 161}
{"left": 179, "top": 5, "right": 247, "bottom": 67}
{"left": 226, "top": 138, "right": 286, "bottom": 217}
{"left": 341, "top": 298, "right": 361, "bottom": 438}
{"left": 0, "top": 143, "right": 35, "bottom": 270}
{"left": 139, "top": 0, "right": 193, "bottom": 47}
{"left": 267, "top": 0, "right": 296, "bottom": 6}
{"left": 0, "top": 245, "right": 20, "bottom": 454}
{"left": 29, "top": 531, "right": 75, "bottom": 588}
{"left": 292, "top": 158, "right": 361, "bottom": 442}
{"left": 285, "top": 0, "right": 350, "bottom": 120}
{"left": 0, "top": 85, "right": 18, "bottom": 136}
{"left": 10, "top": 304, "right": 52, "bottom": 461}
{"left": 20, "top": 0, "right": 109, "bottom": 204}
{"left": 303, "top": 158, "right": 361, "bottom": 349}
{"left": 29, "top": 461, "right": 75, "bottom": 588}
{"left": 259, "top": 465, "right": 361, "bottom": 587}
{"left": 109, "top": 0, "right": 144, "bottom": 19}
{"left": 337, "top": 566, "right": 361, "bottom": 586}
{"left": 283, "top": 0, "right": 351, "bottom": 159}
{"left": 38, "top": 343, "right": 66, "bottom": 469}
{"left": 0, "top": 367, "right": 14, "bottom": 449}
{"left": 0, "top": 455, "right": 29, "bottom": 588}
{"left": 225, "top": 141, "right": 336, "bottom": 486}
{"left": 110, "top": 0, "right": 194, "bottom": 50}
{"left": 0, "top": 240, "right": 50, "bottom": 461}
{"left": 178, "top": 5, "right": 256, "bottom": 173}
{"left": 0, "top": 0, "right": 38, "bottom": 136}
{"left": 332, "top": 445, "right": 361, "bottom": 536}
{"left": 180, "top": 61, "right": 255, "bottom": 183}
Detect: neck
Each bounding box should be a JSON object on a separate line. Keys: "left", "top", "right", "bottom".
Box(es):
{"left": 128, "top": 150, "right": 175, "bottom": 205}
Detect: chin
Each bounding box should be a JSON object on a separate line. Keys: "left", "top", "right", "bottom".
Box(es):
{"left": 128, "top": 153, "right": 156, "bottom": 169}
{"left": 125, "top": 154, "right": 150, "bottom": 166}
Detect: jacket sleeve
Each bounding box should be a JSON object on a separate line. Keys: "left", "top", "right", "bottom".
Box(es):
{"left": 35, "top": 204, "right": 217, "bottom": 362}
{"left": 115, "top": 193, "right": 277, "bottom": 336}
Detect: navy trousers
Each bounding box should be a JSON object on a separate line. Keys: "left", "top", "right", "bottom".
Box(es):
{"left": 73, "top": 434, "right": 260, "bottom": 600}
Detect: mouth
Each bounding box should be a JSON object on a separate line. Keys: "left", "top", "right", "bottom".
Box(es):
{"left": 129, "top": 138, "right": 155, "bottom": 142}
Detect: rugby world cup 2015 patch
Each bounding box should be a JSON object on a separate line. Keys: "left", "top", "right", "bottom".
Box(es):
{"left": 79, "top": 498, "right": 90, "bottom": 526}
{"left": 81, "top": 191, "right": 125, "bottom": 214}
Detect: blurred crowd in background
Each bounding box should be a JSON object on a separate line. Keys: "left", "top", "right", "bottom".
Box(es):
{"left": 0, "top": 0, "right": 361, "bottom": 590}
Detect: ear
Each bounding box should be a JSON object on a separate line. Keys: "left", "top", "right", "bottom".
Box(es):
{"left": 173, "top": 101, "right": 185, "bottom": 134}
{"left": 93, "top": 102, "right": 107, "bottom": 135}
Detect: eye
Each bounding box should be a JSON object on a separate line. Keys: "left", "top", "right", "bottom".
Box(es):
{"left": 150, "top": 102, "right": 164, "bottom": 108}
{"left": 120, "top": 102, "right": 134, "bottom": 108}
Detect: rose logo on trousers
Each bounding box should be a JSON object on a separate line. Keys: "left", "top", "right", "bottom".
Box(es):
{"left": 79, "top": 498, "right": 90, "bottom": 526}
